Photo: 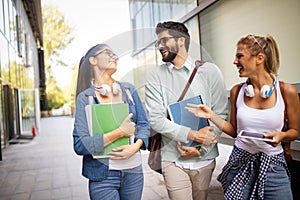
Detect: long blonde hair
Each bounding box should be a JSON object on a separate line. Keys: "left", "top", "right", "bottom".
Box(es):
{"left": 237, "top": 34, "right": 280, "bottom": 75}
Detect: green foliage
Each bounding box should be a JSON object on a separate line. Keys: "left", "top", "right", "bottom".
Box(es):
{"left": 46, "top": 79, "right": 66, "bottom": 109}
{"left": 1, "top": 61, "right": 33, "bottom": 88}
{"left": 42, "top": 5, "right": 75, "bottom": 70}
{"left": 42, "top": 5, "right": 75, "bottom": 111}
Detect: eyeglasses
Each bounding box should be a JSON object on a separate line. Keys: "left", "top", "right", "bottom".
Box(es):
{"left": 93, "top": 49, "right": 117, "bottom": 58}
{"left": 247, "top": 34, "right": 263, "bottom": 49}
{"left": 154, "top": 37, "right": 175, "bottom": 48}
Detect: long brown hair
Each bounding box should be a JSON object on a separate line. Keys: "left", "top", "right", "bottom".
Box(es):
{"left": 75, "top": 44, "right": 108, "bottom": 97}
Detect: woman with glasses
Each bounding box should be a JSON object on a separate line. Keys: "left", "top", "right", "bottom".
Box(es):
{"left": 186, "top": 34, "right": 299, "bottom": 200}
{"left": 73, "top": 44, "right": 150, "bottom": 200}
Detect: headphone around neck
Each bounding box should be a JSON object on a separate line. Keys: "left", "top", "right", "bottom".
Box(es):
{"left": 244, "top": 77, "right": 277, "bottom": 98}
{"left": 93, "top": 82, "right": 121, "bottom": 96}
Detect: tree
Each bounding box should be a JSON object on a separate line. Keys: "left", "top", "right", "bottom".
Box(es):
{"left": 42, "top": 5, "right": 75, "bottom": 110}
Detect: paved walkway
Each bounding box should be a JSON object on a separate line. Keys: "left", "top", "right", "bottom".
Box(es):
{"left": 0, "top": 116, "right": 232, "bottom": 200}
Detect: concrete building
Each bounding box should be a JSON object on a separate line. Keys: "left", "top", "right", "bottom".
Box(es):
{"left": 0, "top": 0, "right": 44, "bottom": 160}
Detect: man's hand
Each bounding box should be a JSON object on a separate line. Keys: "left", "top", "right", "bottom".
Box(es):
{"left": 188, "top": 126, "right": 217, "bottom": 146}
{"left": 177, "top": 144, "right": 200, "bottom": 158}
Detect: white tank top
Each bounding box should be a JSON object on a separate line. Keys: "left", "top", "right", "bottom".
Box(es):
{"left": 235, "top": 82, "right": 284, "bottom": 155}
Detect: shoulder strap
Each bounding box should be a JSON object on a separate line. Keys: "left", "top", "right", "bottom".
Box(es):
{"left": 234, "top": 83, "right": 243, "bottom": 106}
{"left": 279, "top": 81, "right": 288, "bottom": 130}
{"left": 88, "top": 95, "right": 93, "bottom": 105}
{"left": 177, "top": 60, "right": 205, "bottom": 102}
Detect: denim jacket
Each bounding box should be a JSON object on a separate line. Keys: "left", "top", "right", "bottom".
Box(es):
{"left": 73, "top": 82, "right": 150, "bottom": 181}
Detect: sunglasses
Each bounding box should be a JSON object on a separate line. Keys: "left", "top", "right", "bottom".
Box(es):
{"left": 247, "top": 34, "right": 263, "bottom": 49}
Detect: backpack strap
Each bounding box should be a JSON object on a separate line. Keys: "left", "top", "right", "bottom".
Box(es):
{"left": 88, "top": 95, "right": 93, "bottom": 105}
{"left": 234, "top": 83, "right": 243, "bottom": 106}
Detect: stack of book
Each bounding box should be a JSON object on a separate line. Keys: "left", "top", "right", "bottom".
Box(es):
{"left": 85, "top": 103, "right": 129, "bottom": 158}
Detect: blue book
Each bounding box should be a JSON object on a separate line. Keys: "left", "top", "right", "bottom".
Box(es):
{"left": 167, "top": 95, "right": 209, "bottom": 147}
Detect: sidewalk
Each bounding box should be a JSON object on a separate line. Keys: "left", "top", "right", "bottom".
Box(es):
{"left": 0, "top": 116, "right": 231, "bottom": 200}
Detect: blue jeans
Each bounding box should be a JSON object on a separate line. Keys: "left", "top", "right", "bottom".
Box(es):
{"left": 226, "top": 162, "right": 292, "bottom": 200}
{"left": 89, "top": 165, "right": 144, "bottom": 200}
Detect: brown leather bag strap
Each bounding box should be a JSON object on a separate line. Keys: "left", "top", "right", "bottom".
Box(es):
{"left": 279, "top": 81, "right": 293, "bottom": 162}
{"left": 177, "top": 60, "right": 205, "bottom": 102}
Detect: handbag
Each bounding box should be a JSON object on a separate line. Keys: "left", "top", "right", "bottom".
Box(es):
{"left": 147, "top": 60, "right": 205, "bottom": 174}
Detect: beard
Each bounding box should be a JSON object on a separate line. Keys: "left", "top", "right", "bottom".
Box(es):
{"left": 161, "top": 46, "right": 178, "bottom": 62}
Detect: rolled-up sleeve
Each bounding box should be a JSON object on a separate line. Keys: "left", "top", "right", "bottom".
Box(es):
{"left": 130, "top": 86, "right": 150, "bottom": 150}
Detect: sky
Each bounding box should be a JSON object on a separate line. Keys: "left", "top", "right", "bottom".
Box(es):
{"left": 41, "top": 0, "right": 132, "bottom": 88}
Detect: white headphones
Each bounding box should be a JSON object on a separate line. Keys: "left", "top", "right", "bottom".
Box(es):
{"left": 93, "top": 82, "right": 121, "bottom": 96}
{"left": 244, "top": 77, "right": 277, "bottom": 98}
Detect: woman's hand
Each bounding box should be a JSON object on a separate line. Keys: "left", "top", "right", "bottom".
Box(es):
{"left": 118, "top": 113, "right": 136, "bottom": 137}
{"left": 108, "top": 144, "right": 139, "bottom": 160}
{"left": 185, "top": 103, "right": 213, "bottom": 120}
{"left": 264, "top": 131, "right": 286, "bottom": 147}
{"left": 108, "top": 139, "right": 143, "bottom": 160}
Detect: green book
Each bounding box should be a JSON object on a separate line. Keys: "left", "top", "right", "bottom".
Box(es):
{"left": 85, "top": 103, "right": 129, "bottom": 158}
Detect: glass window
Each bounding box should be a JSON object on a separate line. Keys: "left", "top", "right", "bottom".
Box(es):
{"left": 16, "top": 55, "right": 22, "bottom": 87}
{"left": 152, "top": 1, "right": 160, "bottom": 26}
{"left": 0, "top": 0, "right": 4, "bottom": 33}
{"left": 9, "top": 0, "right": 17, "bottom": 49}
{"left": 0, "top": 35, "right": 9, "bottom": 81}
{"left": 185, "top": 17, "right": 201, "bottom": 60}
{"left": 9, "top": 45, "right": 16, "bottom": 85}
{"left": 22, "top": 66, "right": 33, "bottom": 88}
{"left": 3, "top": 0, "right": 9, "bottom": 38}
{"left": 141, "top": 2, "right": 155, "bottom": 45}
{"left": 171, "top": 0, "right": 197, "bottom": 19}
{"left": 0, "top": 81, "right": 3, "bottom": 149}
{"left": 160, "top": 2, "right": 171, "bottom": 22}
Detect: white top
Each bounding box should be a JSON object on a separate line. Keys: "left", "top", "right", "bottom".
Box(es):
{"left": 109, "top": 152, "right": 141, "bottom": 170}
{"left": 235, "top": 82, "right": 284, "bottom": 155}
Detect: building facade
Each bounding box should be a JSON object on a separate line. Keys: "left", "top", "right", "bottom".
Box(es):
{"left": 128, "top": 0, "right": 300, "bottom": 158}
{"left": 0, "top": 0, "right": 44, "bottom": 159}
